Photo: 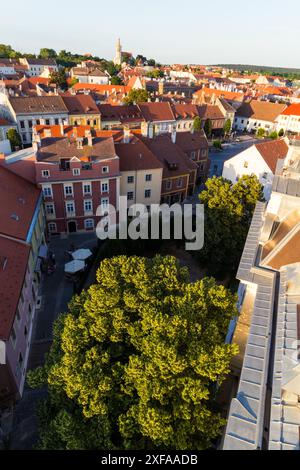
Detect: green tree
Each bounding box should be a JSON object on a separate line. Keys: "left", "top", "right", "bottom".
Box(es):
{"left": 269, "top": 131, "right": 278, "bottom": 140}
{"left": 213, "top": 139, "right": 222, "bottom": 150}
{"left": 7, "top": 128, "right": 22, "bottom": 151}
{"left": 39, "top": 48, "right": 57, "bottom": 59}
{"left": 123, "top": 88, "right": 149, "bottom": 105}
{"left": 223, "top": 119, "right": 232, "bottom": 136}
{"left": 0, "top": 44, "right": 15, "bottom": 58}
{"left": 278, "top": 128, "right": 284, "bottom": 137}
{"left": 197, "top": 175, "right": 264, "bottom": 278}
{"left": 49, "top": 68, "right": 68, "bottom": 90}
{"left": 193, "top": 116, "right": 202, "bottom": 132}
{"left": 146, "top": 70, "right": 164, "bottom": 79}
{"left": 204, "top": 119, "right": 213, "bottom": 138}
{"left": 28, "top": 255, "right": 238, "bottom": 450}
{"left": 256, "top": 128, "right": 265, "bottom": 137}
{"left": 69, "top": 77, "right": 79, "bottom": 87}
{"left": 110, "top": 76, "right": 123, "bottom": 85}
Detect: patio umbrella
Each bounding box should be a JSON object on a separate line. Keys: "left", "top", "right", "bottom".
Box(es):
{"left": 72, "top": 248, "right": 93, "bottom": 261}
{"left": 64, "top": 260, "right": 85, "bottom": 274}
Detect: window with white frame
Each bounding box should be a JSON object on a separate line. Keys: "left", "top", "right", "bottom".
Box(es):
{"left": 64, "top": 185, "right": 73, "bottom": 197}
{"left": 145, "top": 189, "right": 151, "bottom": 198}
{"left": 102, "top": 166, "right": 109, "bottom": 174}
{"left": 145, "top": 174, "right": 152, "bottom": 182}
{"left": 42, "top": 169, "right": 50, "bottom": 178}
{"left": 85, "top": 219, "right": 94, "bottom": 230}
{"left": 101, "top": 197, "right": 109, "bottom": 209}
{"left": 127, "top": 175, "right": 134, "bottom": 184}
{"left": 48, "top": 222, "right": 57, "bottom": 233}
{"left": 101, "top": 181, "right": 109, "bottom": 193}
{"left": 83, "top": 183, "right": 92, "bottom": 195}
{"left": 45, "top": 203, "right": 55, "bottom": 215}
{"left": 73, "top": 168, "right": 80, "bottom": 176}
{"left": 84, "top": 200, "right": 93, "bottom": 213}
{"left": 43, "top": 185, "right": 52, "bottom": 197}
{"left": 66, "top": 201, "right": 75, "bottom": 215}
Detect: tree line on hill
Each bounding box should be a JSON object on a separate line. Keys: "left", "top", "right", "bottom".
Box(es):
{"left": 214, "top": 63, "right": 300, "bottom": 80}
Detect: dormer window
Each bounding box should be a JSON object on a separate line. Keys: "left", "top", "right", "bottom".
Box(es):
{"left": 102, "top": 166, "right": 109, "bottom": 173}
{"left": 42, "top": 170, "right": 50, "bottom": 178}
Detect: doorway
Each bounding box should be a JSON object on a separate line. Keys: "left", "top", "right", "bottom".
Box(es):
{"left": 68, "top": 221, "right": 77, "bottom": 233}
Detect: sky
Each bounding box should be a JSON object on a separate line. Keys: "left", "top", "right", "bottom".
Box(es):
{"left": 2, "top": 0, "right": 300, "bottom": 68}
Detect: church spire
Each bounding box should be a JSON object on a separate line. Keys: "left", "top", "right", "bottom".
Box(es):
{"left": 114, "top": 38, "right": 122, "bottom": 66}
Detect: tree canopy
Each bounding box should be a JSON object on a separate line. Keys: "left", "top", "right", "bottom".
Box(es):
{"left": 49, "top": 68, "right": 68, "bottom": 90}
{"left": 204, "top": 119, "right": 213, "bottom": 138}
{"left": 223, "top": 119, "right": 232, "bottom": 136}
{"left": 7, "top": 128, "right": 22, "bottom": 151}
{"left": 123, "top": 88, "right": 149, "bottom": 105}
{"left": 193, "top": 116, "right": 202, "bottom": 132}
{"left": 197, "top": 175, "right": 264, "bottom": 277}
{"left": 39, "top": 48, "right": 57, "bottom": 59}
{"left": 28, "top": 255, "right": 238, "bottom": 450}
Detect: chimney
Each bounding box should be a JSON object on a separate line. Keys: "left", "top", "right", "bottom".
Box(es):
{"left": 85, "top": 131, "right": 93, "bottom": 147}
{"left": 148, "top": 123, "right": 154, "bottom": 139}
{"left": 171, "top": 127, "right": 177, "bottom": 144}
{"left": 158, "top": 81, "right": 164, "bottom": 95}
{"left": 123, "top": 127, "right": 131, "bottom": 143}
{"left": 141, "top": 121, "right": 149, "bottom": 138}
{"left": 76, "top": 137, "right": 83, "bottom": 149}
{"left": 60, "top": 122, "right": 64, "bottom": 136}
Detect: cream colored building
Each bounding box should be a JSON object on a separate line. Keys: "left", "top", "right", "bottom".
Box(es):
{"left": 116, "top": 133, "right": 164, "bottom": 206}
{"left": 120, "top": 168, "right": 163, "bottom": 207}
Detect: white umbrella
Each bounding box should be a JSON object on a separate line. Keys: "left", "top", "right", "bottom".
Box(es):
{"left": 65, "top": 260, "right": 85, "bottom": 274}
{"left": 72, "top": 249, "right": 93, "bottom": 261}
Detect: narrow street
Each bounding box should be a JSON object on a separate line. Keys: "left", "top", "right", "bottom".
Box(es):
{"left": 9, "top": 233, "right": 98, "bottom": 450}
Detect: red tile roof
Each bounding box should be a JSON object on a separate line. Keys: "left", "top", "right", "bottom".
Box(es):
{"left": 61, "top": 93, "right": 99, "bottom": 115}
{"left": 255, "top": 139, "right": 289, "bottom": 173}
{"left": 195, "top": 87, "right": 244, "bottom": 101}
{"left": 98, "top": 104, "right": 143, "bottom": 123}
{"left": 281, "top": 104, "right": 300, "bottom": 117}
{"left": 138, "top": 102, "right": 175, "bottom": 122}
{"left": 71, "top": 83, "right": 130, "bottom": 94}
{"left": 236, "top": 100, "right": 286, "bottom": 122}
{"left": 0, "top": 165, "right": 41, "bottom": 240}
{"left": 0, "top": 237, "right": 30, "bottom": 341}
{"left": 141, "top": 134, "right": 197, "bottom": 178}
{"left": 116, "top": 135, "right": 163, "bottom": 172}
{"left": 0, "top": 153, "right": 36, "bottom": 183}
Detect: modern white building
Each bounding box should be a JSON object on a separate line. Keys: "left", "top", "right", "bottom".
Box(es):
{"left": 19, "top": 58, "right": 58, "bottom": 77}
{"left": 71, "top": 67, "right": 110, "bottom": 85}
{"left": 276, "top": 104, "right": 300, "bottom": 134}
{"left": 223, "top": 137, "right": 300, "bottom": 450}
{"left": 6, "top": 96, "right": 69, "bottom": 144}
{"left": 234, "top": 100, "right": 286, "bottom": 134}
{"left": 222, "top": 138, "right": 289, "bottom": 200}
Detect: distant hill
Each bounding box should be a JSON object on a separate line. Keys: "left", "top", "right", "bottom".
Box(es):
{"left": 213, "top": 64, "right": 300, "bottom": 77}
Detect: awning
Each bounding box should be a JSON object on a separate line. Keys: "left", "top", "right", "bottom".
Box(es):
{"left": 38, "top": 244, "right": 48, "bottom": 259}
